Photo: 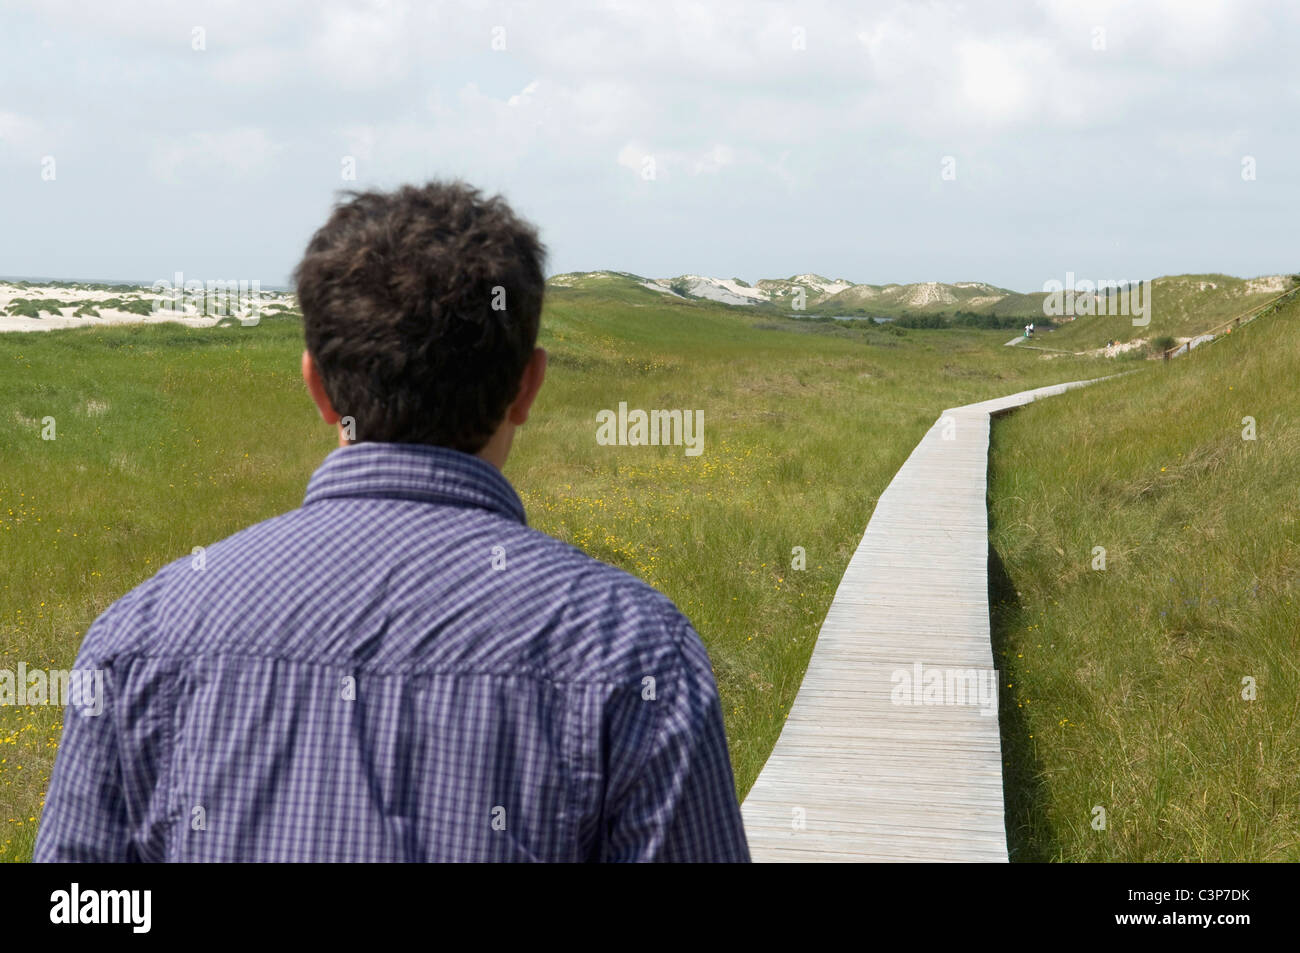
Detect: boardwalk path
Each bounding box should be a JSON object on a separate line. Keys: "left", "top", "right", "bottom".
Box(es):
{"left": 740, "top": 378, "right": 1102, "bottom": 862}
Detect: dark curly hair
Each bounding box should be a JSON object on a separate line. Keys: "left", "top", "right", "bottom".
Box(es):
{"left": 294, "top": 181, "right": 546, "bottom": 452}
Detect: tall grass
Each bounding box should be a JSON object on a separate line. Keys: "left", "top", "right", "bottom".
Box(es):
{"left": 989, "top": 300, "right": 1300, "bottom": 860}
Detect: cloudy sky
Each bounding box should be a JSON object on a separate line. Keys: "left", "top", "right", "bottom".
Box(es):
{"left": 1, "top": 0, "right": 1296, "bottom": 291}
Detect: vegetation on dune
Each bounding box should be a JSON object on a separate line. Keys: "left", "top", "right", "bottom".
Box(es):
{"left": 989, "top": 298, "right": 1300, "bottom": 861}
{"left": 0, "top": 281, "right": 299, "bottom": 327}
{"left": 2, "top": 295, "right": 159, "bottom": 320}
{"left": 1150, "top": 334, "right": 1178, "bottom": 355}
{"left": 93, "top": 297, "right": 156, "bottom": 316}
{"left": 5, "top": 299, "right": 69, "bottom": 319}
{"left": 668, "top": 277, "right": 693, "bottom": 298}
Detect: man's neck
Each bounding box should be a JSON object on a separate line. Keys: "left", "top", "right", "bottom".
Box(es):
{"left": 334, "top": 426, "right": 513, "bottom": 472}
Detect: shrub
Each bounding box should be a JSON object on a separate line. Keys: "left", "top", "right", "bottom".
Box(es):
{"left": 6, "top": 298, "right": 67, "bottom": 318}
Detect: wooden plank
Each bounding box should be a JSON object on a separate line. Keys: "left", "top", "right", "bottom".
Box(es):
{"left": 740, "top": 378, "right": 1103, "bottom": 862}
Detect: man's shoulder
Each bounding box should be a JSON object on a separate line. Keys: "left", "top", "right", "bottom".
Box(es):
{"left": 77, "top": 505, "right": 704, "bottom": 685}
{"left": 72, "top": 507, "right": 304, "bottom": 661}
{"left": 493, "top": 523, "right": 702, "bottom": 681}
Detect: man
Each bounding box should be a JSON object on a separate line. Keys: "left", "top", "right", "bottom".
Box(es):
{"left": 35, "top": 181, "right": 750, "bottom": 862}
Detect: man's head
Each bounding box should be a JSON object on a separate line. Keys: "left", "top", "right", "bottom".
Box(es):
{"left": 294, "top": 181, "right": 547, "bottom": 465}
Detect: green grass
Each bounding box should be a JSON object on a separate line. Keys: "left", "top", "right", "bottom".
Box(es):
{"left": 5, "top": 299, "right": 69, "bottom": 319}
{"left": 93, "top": 297, "right": 154, "bottom": 316}
{"left": 2, "top": 295, "right": 158, "bottom": 320}
{"left": 0, "top": 291, "right": 1100, "bottom": 860}
{"left": 989, "top": 298, "right": 1300, "bottom": 861}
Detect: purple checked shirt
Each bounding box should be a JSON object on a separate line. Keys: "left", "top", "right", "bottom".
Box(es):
{"left": 35, "top": 442, "right": 749, "bottom": 862}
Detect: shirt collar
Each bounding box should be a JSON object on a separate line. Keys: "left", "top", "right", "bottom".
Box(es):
{"left": 302, "top": 442, "right": 527, "bottom": 525}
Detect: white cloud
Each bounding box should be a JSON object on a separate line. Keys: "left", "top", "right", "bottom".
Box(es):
{"left": 617, "top": 141, "right": 735, "bottom": 179}
{"left": 305, "top": 1, "right": 412, "bottom": 91}
{"left": 149, "top": 128, "right": 283, "bottom": 183}
{"left": 508, "top": 81, "right": 540, "bottom": 107}
{"left": 955, "top": 39, "right": 1039, "bottom": 124}
{"left": 341, "top": 125, "right": 377, "bottom": 163}
{"left": 690, "top": 144, "right": 734, "bottom": 175}
{"left": 0, "top": 111, "right": 45, "bottom": 153}
{"left": 617, "top": 142, "right": 652, "bottom": 176}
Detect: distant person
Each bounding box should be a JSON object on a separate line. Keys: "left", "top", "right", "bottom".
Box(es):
{"left": 36, "top": 181, "right": 750, "bottom": 863}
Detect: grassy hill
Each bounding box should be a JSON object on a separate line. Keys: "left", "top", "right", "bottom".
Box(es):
{"left": 815, "top": 280, "right": 1014, "bottom": 317}
{"left": 1032, "top": 273, "right": 1296, "bottom": 353}
{"left": 545, "top": 270, "right": 678, "bottom": 298}
{"left": 0, "top": 287, "right": 1099, "bottom": 861}
{"left": 988, "top": 295, "right": 1300, "bottom": 860}
{"left": 545, "top": 271, "right": 1299, "bottom": 342}
{"left": 754, "top": 274, "right": 855, "bottom": 307}
{"left": 985, "top": 290, "right": 1053, "bottom": 318}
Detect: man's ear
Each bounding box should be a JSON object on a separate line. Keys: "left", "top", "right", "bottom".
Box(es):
{"left": 302, "top": 350, "right": 342, "bottom": 425}
{"left": 507, "top": 348, "right": 547, "bottom": 426}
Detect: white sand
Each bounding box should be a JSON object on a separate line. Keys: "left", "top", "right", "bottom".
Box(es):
{"left": 0, "top": 282, "right": 296, "bottom": 333}
{"left": 1244, "top": 275, "right": 1288, "bottom": 294}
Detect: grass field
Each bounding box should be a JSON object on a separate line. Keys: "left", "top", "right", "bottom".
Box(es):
{"left": 0, "top": 287, "right": 1100, "bottom": 861}
{"left": 989, "top": 297, "right": 1300, "bottom": 860}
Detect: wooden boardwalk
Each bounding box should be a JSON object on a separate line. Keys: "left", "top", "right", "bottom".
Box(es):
{"left": 741, "top": 378, "right": 1103, "bottom": 862}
